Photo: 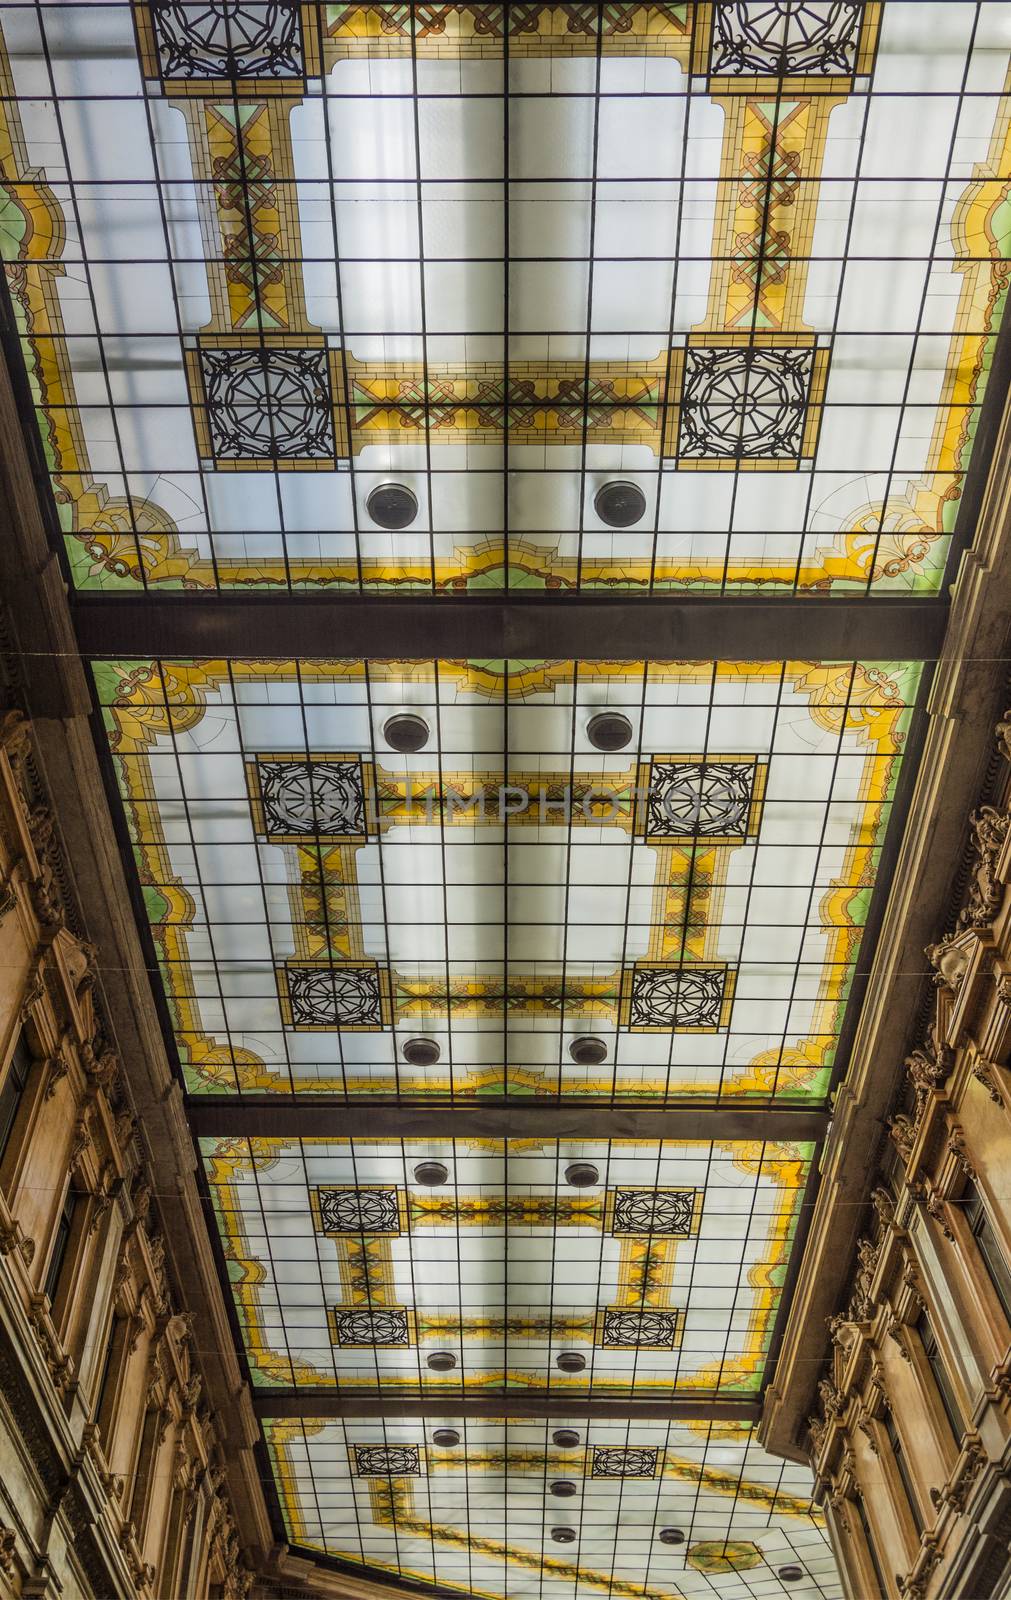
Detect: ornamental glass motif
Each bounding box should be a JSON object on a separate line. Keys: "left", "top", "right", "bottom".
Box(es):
{"left": 22, "top": 5, "right": 1002, "bottom": 1596}
{"left": 0, "top": 2, "right": 1006, "bottom": 593}
{"left": 95, "top": 655, "right": 919, "bottom": 1102}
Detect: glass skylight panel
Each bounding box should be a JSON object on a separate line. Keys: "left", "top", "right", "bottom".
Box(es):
{"left": 260, "top": 1413, "right": 841, "bottom": 1600}
{"left": 95, "top": 655, "right": 921, "bottom": 1101}
{"left": 0, "top": 2, "right": 1007, "bottom": 592}
{"left": 201, "top": 1136, "right": 812, "bottom": 1397}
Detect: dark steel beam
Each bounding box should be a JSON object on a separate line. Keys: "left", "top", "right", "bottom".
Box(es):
{"left": 71, "top": 593, "right": 947, "bottom": 665}
{"left": 187, "top": 1098, "right": 829, "bottom": 1144}
{"left": 253, "top": 1392, "right": 761, "bottom": 1423}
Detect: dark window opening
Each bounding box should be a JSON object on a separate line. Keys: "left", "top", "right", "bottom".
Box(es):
{"left": 884, "top": 1411, "right": 922, "bottom": 1533}
{"left": 856, "top": 1493, "right": 889, "bottom": 1599}
{"left": 43, "top": 1186, "right": 78, "bottom": 1307}
{"left": 917, "top": 1311, "right": 963, "bottom": 1444}
{"left": 0, "top": 1033, "right": 32, "bottom": 1164}
{"left": 964, "top": 1180, "right": 1011, "bottom": 1324}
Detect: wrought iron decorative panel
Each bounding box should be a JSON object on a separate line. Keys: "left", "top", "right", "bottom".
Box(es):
{"left": 261, "top": 1414, "right": 842, "bottom": 1600}
{"left": 95, "top": 655, "right": 918, "bottom": 1101}
{"left": 0, "top": 1, "right": 1006, "bottom": 593}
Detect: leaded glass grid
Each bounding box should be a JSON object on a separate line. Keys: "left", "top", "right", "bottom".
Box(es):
{"left": 94, "top": 655, "right": 919, "bottom": 1101}
{"left": 0, "top": 1, "right": 1007, "bottom": 593}
{"left": 201, "top": 1136, "right": 810, "bottom": 1396}
{"left": 261, "top": 1413, "right": 841, "bottom": 1600}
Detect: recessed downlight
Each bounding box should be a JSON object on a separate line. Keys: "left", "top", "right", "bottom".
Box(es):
{"left": 403, "top": 1037, "right": 441, "bottom": 1066}
{"left": 432, "top": 1427, "right": 461, "bottom": 1448}
{"left": 564, "top": 1162, "right": 599, "bottom": 1189}
{"left": 552, "top": 1429, "right": 581, "bottom": 1448}
{"left": 586, "top": 712, "right": 633, "bottom": 752}
{"left": 550, "top": 1527, "right": 577, "bottom": 1545}
{"left": 384, "top": 713, "right": 430, "bottom": 753}
{"left": 777, "top": 1568, "right": 804, "bottom": 1583}
{"left": 413, "top": 1160, "right": 449, "bottom": 1187}
{"left": 367, "top": 482, "right": 419, "bottom": 529}
{"left": 569, "top": 1035, "right": 608, "bottom": 1066}
{"left": 594, "top": 480, "right": 646, "bottom": 528}
{"left": 555, "top": 1351, "right": 586, "bottom": 1373}
{"left": 549, "top": 1480, "right": 578, "bottom": 1498}
{"left": 426, "top": 1351, "right": 457, "bottom": 1372}
{"left": 658, "top": 1528, "right": 685, "bottom": 1546}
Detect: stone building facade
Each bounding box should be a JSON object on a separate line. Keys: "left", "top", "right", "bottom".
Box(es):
{"left": 801, "top": 712, "right": 1011, "bottom": 1600}
{"left": 0, "top": 707, "right": 254, "bottom": 1600}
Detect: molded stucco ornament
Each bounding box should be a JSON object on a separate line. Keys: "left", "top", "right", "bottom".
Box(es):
{"left": 925, "top": 933, "right": 971, "bottom": 990}
{"left": 827, "top": 1313, "right": 860, "bottom": 1354}
{"left": 888, "top": 1112, "right": 916, "bottom": 1161}
{"left": 818, "top": 1377, "right": 846, "bottom": 1420}
{"left": 959, "top": 805, "right": 1010, "bottom": 930}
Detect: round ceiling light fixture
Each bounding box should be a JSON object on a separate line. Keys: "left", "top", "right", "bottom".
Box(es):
{"left": 555, "top": 1351, "right": 586, "bottom": 1374}
{"left": 431, "top": 1428, "right": 460, "bottom": 1448}
{"left": 568, "top": 1036, "right": 608, "bottom": 1066}
{"left": 564, "top": 1161, "right": 599, "bottom": 1189}
{"left": 586, "top": 712, "right": 633, "bottom": 752}
{"left": 548, "top": 1480, "right": 578, "bottom": 1499}
{"left": 367, "top": 482, "right": 419, "bottom": 529}
{"left": 426, "top": 1350, "right": 457, "bottom": 1372}
{"left": 777, "top": 1568, "right": 804, "bottom": 1583}
{"left": 551, "top": 1429, "right": 581, "bottom": 1448}
{"left": 594, "top": 480, "right": 646, "bottom": 528}
{"left": 413, "top": 1160, "right": 449, "bottom": 1187}
{"left": 403, "top": 1037, "right": 441, "bottom": 1066}
{"left": 550, "top": 1528, "right": 577, "bottom": 1545}
{"left": 384, "top": 713, "right": 430, "bottom": 753}
{"left": 657, "top": 1529, "right": 685, "bottom": 1546}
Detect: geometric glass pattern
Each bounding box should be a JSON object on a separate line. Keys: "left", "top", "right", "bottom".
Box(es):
{"left": 202, "top": 1137, "right": 809, "bottom": 1397}
{"left": 589, "top": 1447, "right": 660, "bottom": 1479}
{"left": 643, "top": 760, "right": 760, "bottom": 841}
{"left": 3, "top": 4, "right": 1004, "bottom": 596}
{"left": 625, "top": 966, "right": 730, "bottom": 1032}
{"left": 253, "top": 758, "right": 367, "bottom": 841}
{"left": 710, "top": 1, "right": 864, "bottom": 76}
{"left": 352, "top": 1445, "right": 421, "bottom": 1478}
{"left": 282, "top": 964, "right": 384, "bottom": 1030}
{"left": 332, "top": 1309, "right": 411, "bottom": 1348}
{"left": 148, "top": 0, "right": 304, "bottom": 77}
{"left": 678, "top": 347, "right": 814, "bottom": 462}
{"left": 265, "top": 1417, "right": 842, "bottom": 1597}
{"left": 199, "top": 347, "right": 334, "bottom": 463}
{"left": 599, "top": 1309, "right": 682, "bottom": 1350}
{"left": 97, "top": 656, "right": 920, "bottom": 1101}
{"left": 316, "top": 1188, "right": 400, "bottom": 1236}
{"left": 611, "top": 1190, "right": 697, "bottom": 1238}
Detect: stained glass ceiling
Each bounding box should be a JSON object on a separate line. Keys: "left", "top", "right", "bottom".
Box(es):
{"left": 0, "top": 0, "right": 1008, "bottom": 592}
{"left": 96, "top": 655, "right": 918, "bottom": 1101}
{"left": 6, "top": 4, "right": 1008, "bottom": 1598}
